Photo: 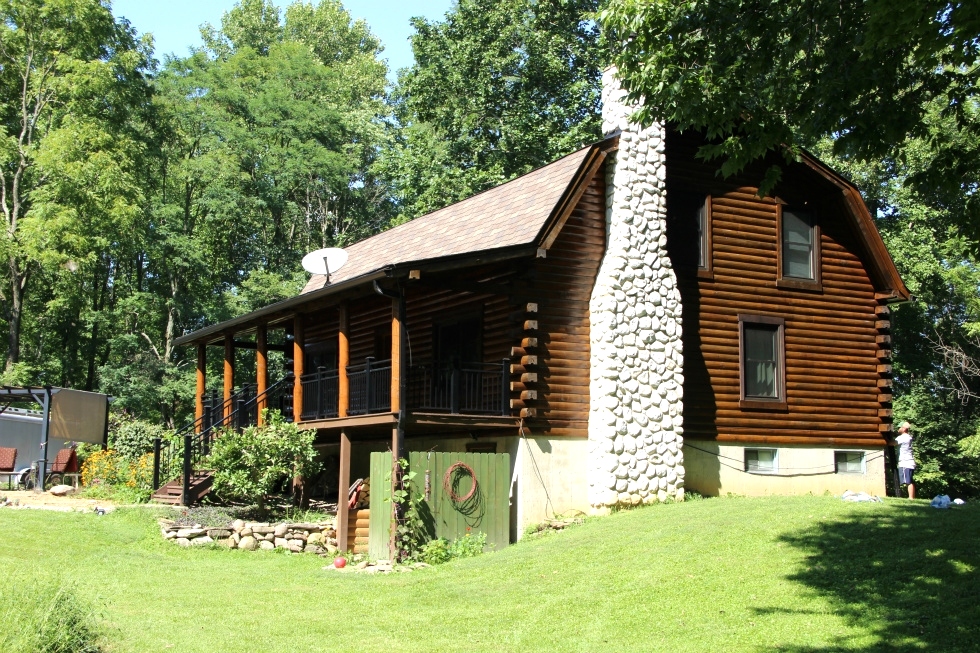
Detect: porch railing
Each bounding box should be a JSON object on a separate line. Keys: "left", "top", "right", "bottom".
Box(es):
{"left": 347, "top": 357, "right": 392, "bottom": 415}
{"left": 300, "top": 367, "right": 339, "bottom": 421}
{"left": 152, "top": 377, "right": 293, "bottom": 503}
{"left": 408, "top": 359, "right": 510, "bottom": 416}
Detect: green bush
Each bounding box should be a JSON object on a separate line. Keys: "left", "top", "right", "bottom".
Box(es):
{"left": 415, "top": 532, "right": 487, "bottom": 565}
{"left": 208, "top": 410, "right": 320, "bottom": 512}
{"left": 0, "top": 574, "right": 104, "bottom": 653}
{"left": 108, "top": 414, "right": 166, "bottom": 461}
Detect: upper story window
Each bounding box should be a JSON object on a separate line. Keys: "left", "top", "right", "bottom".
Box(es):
{"left": 739, "top": 314, "right": 787, "bottom": 410}
{"left": 778, "top": 206, "right": 821, "bottom": 289}
{"left": 696, "top": 196, "right": 711, "bottom": 274}
{"left": 665, "top": 192, "right": 712, "bottom": 279}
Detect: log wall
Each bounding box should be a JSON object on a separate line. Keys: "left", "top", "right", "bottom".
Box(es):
{"left": 666, "top": 130, "right": 889, "bottom": 446}
{"left": 519, "top": 173, "right": 607, "bottom": 437}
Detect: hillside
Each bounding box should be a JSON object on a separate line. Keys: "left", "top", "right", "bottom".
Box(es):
{"left": 1, "top": 496, "right": 977, "bottom": 651}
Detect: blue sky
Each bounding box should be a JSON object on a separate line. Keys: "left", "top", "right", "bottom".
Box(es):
{"left": 111, "top": 0, "right": 455, "bottom": 78}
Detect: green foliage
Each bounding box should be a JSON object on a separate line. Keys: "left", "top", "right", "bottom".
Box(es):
{"left": 388, "top": 458, "right": 431, "bottom": 561}
{"left": 0, "top": 572, "right": 104, "bottom": 653}
{"left": 380, "top": 0, "right": 603, "bottom": 219}
{"left": 601, "top": 0, "right": 980, "bottom": 207}
{"left": 208, "top": 410, "right": 321, "bottom": 510}
{"left": 107, "top": 413, "right": 166, "bottom": 461}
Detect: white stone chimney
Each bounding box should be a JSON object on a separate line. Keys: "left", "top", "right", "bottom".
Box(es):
{"left": 587, "top": 67, "right": 685, "bottom": 508}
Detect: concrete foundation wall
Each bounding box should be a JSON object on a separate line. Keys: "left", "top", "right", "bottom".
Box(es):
{"left": 512, "top": 435, "right": 590, "bottom": 538}
{"left": 684, "top": 442, "right": 886, "bottom": 497}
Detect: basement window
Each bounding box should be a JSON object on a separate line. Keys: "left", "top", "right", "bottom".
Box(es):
{"left": 745, "top": 449, "right": 778, "bottom": 474}
{"left": 835, "top": 451, "right": 865, "bottom": 474}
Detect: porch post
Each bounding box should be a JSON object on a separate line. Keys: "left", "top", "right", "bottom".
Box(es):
{"left": 338, "top": 303, "right": 349, "bottom": 418}
{"left": 293, "top": 315, "right": 304, "bottom": 422}
{"left": 337, "top": 429, "right": 351, "bottom": 551}
{"left": 195, "top": 344, "right": 206, "bottom": 432}
{"left": 223, "top": 334, "right": 234, "bottom": 421}
{"left": 389, "top": 294, "right": 407, "bottom": 559}
{"left": 391, "top": 298, "right": 402, "bottom": 417}
{"left": 256, "top": 324, "right": 268, "bottom": 425}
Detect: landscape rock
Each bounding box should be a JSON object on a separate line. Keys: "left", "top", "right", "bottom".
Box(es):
{"left": 48, "top": 485, "right": 75, "bottom": 497}
{"left": 238, "top": 536, "right": 258, "bottom": 551}
{"left": 259, "top": 540, "right": 275, "bottom": 550}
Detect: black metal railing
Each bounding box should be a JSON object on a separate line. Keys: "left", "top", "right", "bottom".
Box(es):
{"left": 152, "top": 377, "right": 293, "bottom": 504}
{"left": 407, "top": 359, "right": 510, "bottom": 416}
{"left": 300, "top": 367, "right": 339, "bottom": 421}
{"left": 347, "top": 357, "right": 392, "bottom": 415}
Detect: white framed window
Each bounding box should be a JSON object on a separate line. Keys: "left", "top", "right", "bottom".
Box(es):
{"left": 834, "top": 451, "right": 865, "bottom": 474}
{"left": 777, "top": 206, "right": 821, "bottom": 290}
{"left": 745, "top": 448, "right": 778, "bottom": 474}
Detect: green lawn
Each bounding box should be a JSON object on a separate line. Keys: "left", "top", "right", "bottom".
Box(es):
{"left": 1, "top": 496, "right": 977, "bottom": 652}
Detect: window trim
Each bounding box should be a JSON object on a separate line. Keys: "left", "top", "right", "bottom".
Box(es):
{"left": 738, "top": 314, "right": 787, "bottom": 411}
{"left": 834, "top": 450, "right": 866, "bottom": 475}
{"left": 745, "top": 448, "right": 779, "bottom": 474}
{"left": 697, "top": 195, "right": 714, "bottom": 280}
{"left": 776, "top": 204, "right": 822, "bottom": 291}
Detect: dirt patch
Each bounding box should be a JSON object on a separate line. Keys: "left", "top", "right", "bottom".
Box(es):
{"left": 0, "top": 489, "right": 116, "bottom": 513}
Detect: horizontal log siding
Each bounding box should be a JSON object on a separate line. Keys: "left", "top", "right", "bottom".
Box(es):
{"left": 523, "top": 174, "right": 606, "bottom": 437}
{"left": 667, "top": 131, "right": 886, "bottom": 446}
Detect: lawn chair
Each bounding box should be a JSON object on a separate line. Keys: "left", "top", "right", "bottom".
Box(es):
{"left": 49, "top": 447, "right": 80, "bottom": 488}
{"left": 0, "top": 447, "right": 16, "bottom": 490}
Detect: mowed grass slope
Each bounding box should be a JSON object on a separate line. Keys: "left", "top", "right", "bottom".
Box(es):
{"left": 1, "top": 496, "right": 977, "bottom": 652}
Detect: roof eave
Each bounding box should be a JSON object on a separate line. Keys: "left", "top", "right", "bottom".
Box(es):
{"left": 797, "top": 152, "right": 911, "bottom": 302}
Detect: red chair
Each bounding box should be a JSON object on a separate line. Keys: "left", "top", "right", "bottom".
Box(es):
{"left": 0, "top": 447, "right": 16, "bottom": 489}
{"left": 49, "top": 447, "right": 80, "bottom": 488}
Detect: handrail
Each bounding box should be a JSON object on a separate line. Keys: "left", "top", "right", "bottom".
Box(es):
{"left": 152, "top": 377, "right": 293, "bottom": 503}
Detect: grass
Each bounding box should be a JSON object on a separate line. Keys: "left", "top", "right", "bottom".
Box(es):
{"left": 0, "top": 496, "right": 977, "bottom": 652}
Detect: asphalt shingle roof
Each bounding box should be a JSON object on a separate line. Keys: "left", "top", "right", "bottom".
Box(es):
{"left": 300, "top": 145, "right": 594, "bottom": 294}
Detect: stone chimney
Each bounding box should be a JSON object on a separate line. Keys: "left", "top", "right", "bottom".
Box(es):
{"left": 587, "top": 67, "right": 685, "bottom": 508}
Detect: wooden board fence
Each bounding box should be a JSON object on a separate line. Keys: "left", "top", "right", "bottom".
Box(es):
{"left": 368, "top": 451, "right": 511, "bottom": 560}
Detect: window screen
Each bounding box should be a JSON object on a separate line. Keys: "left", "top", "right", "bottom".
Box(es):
{"left": 745, "top": 449, "right": 777, "bottom": 473}
{"left": 743, "top": 325, "right": 779, "bottom": 398}
{"left": 835, "top": 451, "right": 865, "bottom": 474}
{"left": 782, "top": 209, "right": 814, "bottom": 279}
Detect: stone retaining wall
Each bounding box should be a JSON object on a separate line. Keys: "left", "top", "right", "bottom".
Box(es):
{"left": 159, "top": 518, "right": 339, "bottom": 554}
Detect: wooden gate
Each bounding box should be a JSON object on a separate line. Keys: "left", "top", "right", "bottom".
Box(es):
{"left": 368, "top": 451, "right": 511, "bottom": 560}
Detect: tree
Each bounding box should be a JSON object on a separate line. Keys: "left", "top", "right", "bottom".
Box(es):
{"left": 0, "top": 0, "right": 152, "bottom": 378}
{"left": 600, "top": 1, "right": 980, "bottom": 213}
{"left": 380, "top": 0, "right": 604, "bottom": 219}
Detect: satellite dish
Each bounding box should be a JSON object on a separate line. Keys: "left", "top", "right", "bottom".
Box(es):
{"left": 302, "top": 247, "right": 348, "bottom": 282}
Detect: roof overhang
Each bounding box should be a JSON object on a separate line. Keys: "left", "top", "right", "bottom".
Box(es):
{"left": 173, "top": 244, "right": 542, "bottom": 347}
{"left": 175, "top": 136, "right": 618, "bottom": 348}
{"left": 796, "top": 151, "right": 911, "bottom": 303}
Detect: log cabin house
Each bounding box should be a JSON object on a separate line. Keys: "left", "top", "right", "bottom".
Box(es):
{"left": 170, "top": 69, "right": 908, "bottom": 543}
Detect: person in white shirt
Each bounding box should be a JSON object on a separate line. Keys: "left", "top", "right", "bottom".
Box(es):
{"left": 892, "top": 421, "right": 915, "bottom": 499}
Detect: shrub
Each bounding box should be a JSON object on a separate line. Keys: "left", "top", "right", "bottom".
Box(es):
{"left": 208, "top": 410, "right": 320, "bottom": 512}
{"left": 108, "top": 414, "right": 165, "bottom": 461}
{"left": 414, "top": 532, "right": 487, "bottom": 565}
{"left": 0, "top": 574, "right": 104, "bottom": 653}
